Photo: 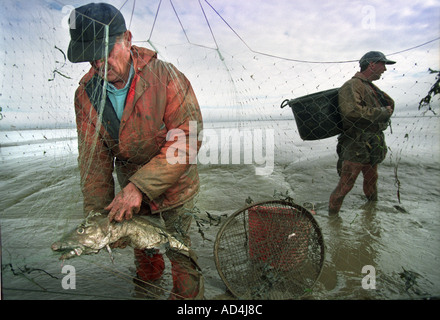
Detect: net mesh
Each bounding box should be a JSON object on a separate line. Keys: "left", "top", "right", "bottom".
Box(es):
{"left": 0, "top": 0, "right": 439, "bottom": 300}
{"left": 214, "top": 200, "right": 324, "bottom": 299}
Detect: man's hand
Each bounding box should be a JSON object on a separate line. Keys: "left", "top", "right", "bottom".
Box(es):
{"left": 106, "top": 182, "right": 143, "bottom": 222}
{"left": 385, "top": 105, "right": 393, "bottom": 115}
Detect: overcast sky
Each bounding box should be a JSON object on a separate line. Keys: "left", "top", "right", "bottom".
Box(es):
{"left": 0, "top": 0, "right": 439, "bottom": 128}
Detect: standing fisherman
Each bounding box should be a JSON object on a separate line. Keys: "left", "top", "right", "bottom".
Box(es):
{"left": 329, "top": 51, "right": 395, "bottom": 216}
{"left": 67, "top": 3, "right": 204, "bottom": 299}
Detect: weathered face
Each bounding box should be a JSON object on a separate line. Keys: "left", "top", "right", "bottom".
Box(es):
{"left": 369, "top": 61, "right": 387, "bottom": 80}
{"left": 90, "top": 31, "right": 132, "bottom": 88}
{"left": 51, "top": 214, "right": 109, "bottom": 260}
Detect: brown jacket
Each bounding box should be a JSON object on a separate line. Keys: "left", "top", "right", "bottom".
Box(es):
{"left": 74, "top": 46, "right": 203, "bottom": 215}
{"left": 339, "top": 72, "right": 394, "bottom": 132}
{"left": 337, "top": 72, "right": 394, "bottom": 164}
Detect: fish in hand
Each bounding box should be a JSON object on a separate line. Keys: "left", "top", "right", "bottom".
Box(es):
{"left": 51, "top": 211, "right": 189, "bottom": 262}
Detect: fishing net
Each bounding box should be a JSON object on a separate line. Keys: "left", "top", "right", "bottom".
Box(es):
{"left": 1, "top": 0, "right": 439, "bottom": 301}
{"left": 214, "top": 200, "right": 325, "bottom": 299}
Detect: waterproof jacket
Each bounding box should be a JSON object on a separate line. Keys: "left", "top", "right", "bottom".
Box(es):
{"left": 337, "top": 72, "right": 394, "bottom": 165}
{"left": 74, "top": 46, "right": 203, "bottom": 215}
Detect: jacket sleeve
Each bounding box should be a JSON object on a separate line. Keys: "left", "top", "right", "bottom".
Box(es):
{"left": 74, "top": 88, "right": 115, "bottom": 215}
{"left": 339, "top": 79, "right": 391, "bottom": 128}
{"left": 128, "top": 64, "right": 203, "bottom": 202}
{"left": 383, "top": 90, "right": 395, "bottom": 111}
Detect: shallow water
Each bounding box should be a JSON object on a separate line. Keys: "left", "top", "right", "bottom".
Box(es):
{"left": 1, "top": 118, "right": 439, "bottom": 300}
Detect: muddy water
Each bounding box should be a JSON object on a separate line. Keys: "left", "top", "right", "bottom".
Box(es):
{"left": 1, "top": 118, "right": 439, "bottom": 299}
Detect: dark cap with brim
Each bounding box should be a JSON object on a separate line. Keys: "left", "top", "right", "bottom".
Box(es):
{"left": 359, "top": 51, "right": 396, "bottom": 68}
{"left": 67, "top": 3, "right": 127, "bottom": 63}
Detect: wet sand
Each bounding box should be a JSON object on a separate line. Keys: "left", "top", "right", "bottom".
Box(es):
{"left": 1, "top": 118, "right": 439, "bottom": 300}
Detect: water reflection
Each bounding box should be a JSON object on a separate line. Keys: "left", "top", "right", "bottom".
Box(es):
{"left": 314, "top": 201, "right": 383, "bottom": 299}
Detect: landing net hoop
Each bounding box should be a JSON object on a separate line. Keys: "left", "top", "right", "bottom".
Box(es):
{"left": 214, "top": 200, "right": 325, "bottom": 299}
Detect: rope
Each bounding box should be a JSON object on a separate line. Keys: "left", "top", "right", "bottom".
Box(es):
{"left": 141, "top": 0, "right": 439, "bottom": 65}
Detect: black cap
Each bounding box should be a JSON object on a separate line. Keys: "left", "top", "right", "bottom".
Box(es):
{"left": 67, "top": 3, "right": 127, "bottom": 63}
{"left": 359, "top": 51, "right": 396, "bottom": 68}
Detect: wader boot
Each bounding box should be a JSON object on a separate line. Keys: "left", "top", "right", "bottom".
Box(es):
{"left": 167, "top": 250, "right": 204, "bottom": 300}
{"left": 134, "top": 248, "right": 165, "bottom": 281}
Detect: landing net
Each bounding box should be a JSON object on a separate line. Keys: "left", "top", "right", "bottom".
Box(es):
{"left": 214, "top": 200, "right": 325, "bottom": 299}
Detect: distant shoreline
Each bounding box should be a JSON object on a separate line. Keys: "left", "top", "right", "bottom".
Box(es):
{"left": 0, "top": 114, "right": 439, "bottom": 132}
